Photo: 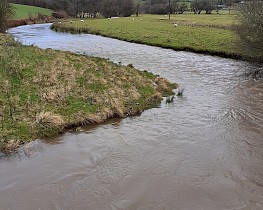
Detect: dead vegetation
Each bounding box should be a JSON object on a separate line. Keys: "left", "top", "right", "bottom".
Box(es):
{"left": 36, "top": 111, "right": 64, "bottom": 128}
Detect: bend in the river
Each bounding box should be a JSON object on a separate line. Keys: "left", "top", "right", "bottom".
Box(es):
{"left": 1, "top": 23, "right": 263, "bottom": 210}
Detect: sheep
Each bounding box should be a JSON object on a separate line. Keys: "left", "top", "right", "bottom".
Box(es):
{"left": 70, "top": 21, "right": 73, "bottom": 23}
{"left": 164, "top": 15, "right": 168, "bottom": 18}
{"left": 80, "top": 20, "right": 84, "bottom": 22}
{"left": 108, "top": 18, "right": 111, "bottom": 20}
{"left": 174, "top": 23, "right": 178, "bottom": 27}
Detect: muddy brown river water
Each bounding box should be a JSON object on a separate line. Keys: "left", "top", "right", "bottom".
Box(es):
{"left": 1, "top": 24, "right": 263, "bottom": 209}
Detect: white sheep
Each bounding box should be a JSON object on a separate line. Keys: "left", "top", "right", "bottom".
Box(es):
{"left": 174, "top": 23, "right": 178, "bottom": 27}
{"left": 70, "top": 21, "right": 73, "bottom": 23}
{"left": 80, "top": 20, "right": 84, "bottom": 22}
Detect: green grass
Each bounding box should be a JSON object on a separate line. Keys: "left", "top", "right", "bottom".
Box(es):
{"left": 130, "top": 13, "right": 237, "bottom": 26}
{"left": 11, "top": 3, "right": 52, "bottom": 20}
{"left": 0, "top": 34, "right": 176, "bottom": 152}
{"left": 167, "top": 13, "right": 236, "bottom": 26}
{"left": 52, "top": 13, "right": 263, "bottom": 61}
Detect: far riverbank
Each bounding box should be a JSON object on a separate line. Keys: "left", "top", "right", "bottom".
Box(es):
{"left": 51, "top": 14, "right": 263, "bottom": 63}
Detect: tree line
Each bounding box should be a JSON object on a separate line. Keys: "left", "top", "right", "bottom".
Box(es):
{"left": 9, "top": 0, "right": 134, "bottom": 18}
{"left": 141, "top": 0, "right": 243, "bottom": 15}
{"left": 8, "top": 0, "right": 245, "bottom": 17}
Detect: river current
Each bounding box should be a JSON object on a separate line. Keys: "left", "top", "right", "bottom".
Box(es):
{"left": 1, "top": 23, "right": 263, "bottom": 209}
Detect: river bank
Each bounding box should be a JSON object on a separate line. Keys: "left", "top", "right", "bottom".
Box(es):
{"left": 7, "top": 15, "right": 54, "bottom": 28}
{"left": 3, "top": 23, "right": 263, "bottom": 209}
{"left": 0, "top": 33, "right": 176, "bottom": 152}
{"left": 51, "top": 15, "right": 263, "bottom": 63}
{"left": 7, "top": 3, "right": 54, "bottom": 29}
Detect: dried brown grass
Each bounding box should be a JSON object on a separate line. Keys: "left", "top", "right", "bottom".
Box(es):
{"left": 154, "top": 77, "right": 172, "bottom": 93}
{"left": 36, "top": 111, "right": 64, "bottom": 128}
{"left": 4, "top": 140, "right": 20, "bottom": 153}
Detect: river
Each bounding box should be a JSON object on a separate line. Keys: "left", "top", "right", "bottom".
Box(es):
{"left": 1, "top": 23, "right": 263, "bottom": 209}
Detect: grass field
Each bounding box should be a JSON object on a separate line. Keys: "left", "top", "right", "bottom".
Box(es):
{"left": 52, "top": 13, "right": 263, "bottom": 61}
{"left": 0, "top": 34, "right": 175, "bottom": 152}
{"left": 171, "top": 13, "right": 235, "bottom": 26}
{"left": 11, "top": 4, "right": 52, "bottom": 20}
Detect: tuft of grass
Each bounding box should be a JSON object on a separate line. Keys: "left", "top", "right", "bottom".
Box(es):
{"left": 3, "top": 140, "right": 20, "bottom": 153}
{"left": 176, "top": 87, "right": 185, "bottom": 96}
{"left": 36, "top": 111, "right": 64, "bottom": 128}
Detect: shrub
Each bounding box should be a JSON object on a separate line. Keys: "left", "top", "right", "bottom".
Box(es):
{"left": 235, "top": 0, "right": 263, "bottom": 51}
{"left": 0, "top": 0, "right": 14, "bottom": 32}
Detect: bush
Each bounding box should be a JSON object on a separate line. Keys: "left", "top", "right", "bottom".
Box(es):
{"left": 235, "top": 0, "right": 263, "bottom": 51}
{"left": 0, "top": 0, "right": 14, "bottom": 32}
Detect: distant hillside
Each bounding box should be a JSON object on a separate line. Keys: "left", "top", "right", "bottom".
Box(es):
{"left": 11, "top": 4, "right": 52, "bottom": 20}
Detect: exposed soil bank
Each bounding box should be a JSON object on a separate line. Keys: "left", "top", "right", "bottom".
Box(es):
{"left": 51, "top": 21, "right": 263, "bottom": 64}
{"left": 7, "top": 15, "right": 55, "bottom": 29}
{"left": 0, "top": 34, "right": 176, "bottom": 152}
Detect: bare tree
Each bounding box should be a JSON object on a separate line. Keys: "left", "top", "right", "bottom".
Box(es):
{"left": 168, "top": 0, "right": 171, "bottom": 19}
{"left": 191, "top": 0, "right": 203, "bottom": 14}
{"left": 0, "top": 0, "right": 14, "bottom": 32}
{"left": 176, "top": 2, "right": 189, "bottom": 14}
{"left": 203, "top": 0, "right": 215, "bottom": 14}
{"left": 100, "top": 0, "right": 134, "bottom": 18}
{"left": 191, "top": 0, "right": 215, "bottom": 14}
{"left": 235, "top": 0, "right": 263, "bottom": 51}
{"left": 120, "top": 0, "right": 134, "bottom": 17}
{"left": 134, "top": 0, "right": 141, "bottom": 16}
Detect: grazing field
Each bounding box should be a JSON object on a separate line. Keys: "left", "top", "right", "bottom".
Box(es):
{"left": 0, "top": 34, "right": 175, "bottom": 152}
{"left": 165, "top": 13, "right": 236, "bottom": 26}
{"left": 52, "top": 13, "right": 263, "bottom": 61}
{"left": 11, "top": 4, "right": 52, "bottom": 19}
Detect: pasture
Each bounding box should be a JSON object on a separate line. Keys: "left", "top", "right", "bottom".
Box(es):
{"left": 53, "top": 13, "right": 262, "bottom": 61}
{"left": 11, "top": 4, "right": 52, "bottom": 19}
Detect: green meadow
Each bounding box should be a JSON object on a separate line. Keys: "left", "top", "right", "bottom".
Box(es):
{"left": 11, "top": 3, "right": 52, "bottom": 19}
{"left": 52, "top": 13, "right": 263, "bottom": 61}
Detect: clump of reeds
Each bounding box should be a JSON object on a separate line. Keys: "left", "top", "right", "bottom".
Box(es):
{"left": 165, "top": 95, "right": 174, "bottom": 103}
{"left": 176, "top": 86, "right": 185, "bottom": 96}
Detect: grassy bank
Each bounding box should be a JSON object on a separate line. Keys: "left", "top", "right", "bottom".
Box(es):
{"left": 0, "top": 34, "right": 176, "bottom": 152}
{"left": 51, "top": 14, "right": 263, "bottom": 62}
{"left": 11, "top": 4, "right": 52, "bottom": 20}
{"left": 7, "top": 4, "right": 54, "bottom": 29}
